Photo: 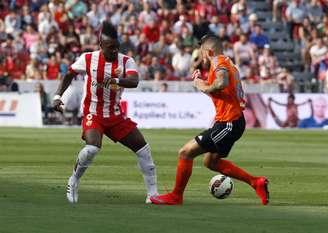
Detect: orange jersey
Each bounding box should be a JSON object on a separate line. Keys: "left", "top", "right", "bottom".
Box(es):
{"left": 207, "top": 55, "right": 245, "bottom": 122}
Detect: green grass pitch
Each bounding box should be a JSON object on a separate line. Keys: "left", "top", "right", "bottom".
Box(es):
{"left": 0, "top": 127, "right": 327, "bottom": 233}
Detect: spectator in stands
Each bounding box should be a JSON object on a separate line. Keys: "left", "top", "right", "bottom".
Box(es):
{"left": 172, "top": 45, "right": 192, "bottom": 79}
{"left": 23, "top": 24, "right": 39, "bottom": 50}
{"left": 120, "top": 33, "right": 135, "bottom": 55}
{"left": 142, "top": 19, "right": 160, "bottom": 44}
{"left": 121, "top": 3, "right": 138, "bottom": 23}
{"left": 0, "top": 80, "right": 8, "bottom": 92}
{"left": 45, "top": 55, "right": 60, "bottom": 80}
{"left": 309, "top": 37, "right": 327, "bottom": 77}
{"left": 148, "top": 56, "right": 165, "bottom": 80}
{"left": 4, "top": 10, "right": 21, "bottom": 34}
{"left": 209, "top": 16, "right": 223, "bottom": 36}
{"left": 168, "top": 37, "right": 181, "bottom": 55}
{"left": 173, "top": 15, "right": 193, "bottom": 36}
{"left": 181, "top": 25, "right": 198, "bottom": 49}
{"left": 246, "top": 13, "right": 258, "bottom": 34}
{"left": 29, "top": 34, "right": 48, "bottom": 62}
{"left": 79, "top": 25, "right": 98, "bottom": 52}
{"left": 233, "top": 33, "right": 256, "bottom": 66}
{"left": 217, "top": 27, "right": 230, "bottom": 44}
{"left": 318, "top": 53, "right": 328, "bottom": 92}
{"left": 25, "top": 59, "right": 42, "bottom": 80}
{"left": 38, "top": 4, "right": 51, "bottom": 25}
{"left": 34, "top": 82, "right": 52, "bottom": 124}
{"left": 1, "top": 34, "right": 15, "bottom": 57}
{"left": 0, "top": 19, "right": 6, "bottom": 41}
{"left": 277, "top": 68, "right": 295, "bottom": 93}
{"left": 54, "top": 2, "right": 69, "bottom": 33}
{"left": 152, "top": 35, "right": 169, "bottom": 58}
{"left": 243, "top": 67, "right": 260, "bottom": 84}
{"left": 318, "top": 15, "right": 328, "bottom": 38}
{"left": 21, "top": 5, "right": 34, "bottom": 27}
{"left": 38, "top": 14, "right": 58, "bottom": 38}
{"left": 249, "top": 24, "right": 270, "bottom": 50}
{"left": 65, "top": 0, "right": 87, "bottom": 20}
{"left": 136, "top": 33, "right": 149, "bottom": 58}
{"left": 272, "top": 0, "right": 289, "bottom": 22}
{"left": 138, "top": 1, "right": 157, "bottom": 27}
{"left": 159, "top": 82, "right": 168, "bottom": 92}
{"left": 286, "top": 0, "right": 307, "bottom": 40}
{"left": 29, "top": 0, "right": 47, "bottom": 13}
{"left": 258, "top": 44, "right": 279, "bottom": 82}
{"left": 230, "top": 0, "right": 248, "bottom": 24}
{"left": 87, "top": 3, "right": 105, "bottom": 31}
{"left": 192, "top": 13, "right": 209, "bottom": 40}
{"left": 307, "top": 0, "right": 324, "bottom": 25}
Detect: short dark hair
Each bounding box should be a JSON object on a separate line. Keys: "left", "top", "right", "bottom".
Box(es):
{"left": 198, "top": 34, "right": 218, "bottom": 46}
{"left": 101, "top": 21, "right": 118, "bottom": 40}
{"left": 288, "top": 93, "right": 295, "bottom": 100}
{"left": 198, "top": 34, "right": 222, "bottom": 51}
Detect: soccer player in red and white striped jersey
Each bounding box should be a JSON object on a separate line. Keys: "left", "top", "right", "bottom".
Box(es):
{"left": 53, "top": 22, "right": 158, "bottom": 204}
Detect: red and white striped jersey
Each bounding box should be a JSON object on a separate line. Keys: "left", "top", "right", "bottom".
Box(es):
{"left": 69, "top": 50, "right": 138, "bottom": 118}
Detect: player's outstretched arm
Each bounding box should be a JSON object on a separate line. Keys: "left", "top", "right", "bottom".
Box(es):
{"left": 193, "top": 69, "right": 229, "bottom": 94}
{"left": 52, "top": 71, "right": 76, "bottom": 113}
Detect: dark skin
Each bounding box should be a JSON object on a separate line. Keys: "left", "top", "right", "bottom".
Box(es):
{"left": 53, "top": 35, "right": 146, "bottom": 152}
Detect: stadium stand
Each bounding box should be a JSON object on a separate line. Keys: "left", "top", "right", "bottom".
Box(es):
{"left": 0, "top": 0, "right": 327, "bottom": 95}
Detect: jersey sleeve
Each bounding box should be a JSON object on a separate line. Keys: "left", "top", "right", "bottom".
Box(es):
{"left": 125, "top": 57, "right": 138, "bottom": 76}
{"left": 69, "top": 53, "right": 87, "bottom": 74}
{"left": 214, "top": 60, "right": 229, "bottom": 76}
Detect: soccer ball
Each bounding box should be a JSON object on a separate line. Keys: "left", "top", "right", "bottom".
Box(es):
{"left": 209, "top": 175, "right": 234, "bottom": 199}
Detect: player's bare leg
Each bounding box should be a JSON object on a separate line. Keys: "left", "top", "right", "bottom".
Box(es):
{"left": 119, "top": 128, "right": 158, "bottom": 203}
{"left": 66, "top": 129, "right": 102, "bottom": 203}
{"left": 150, "top": 139, "right": 206, "bottom": 205}
{"left": 203, "top": 153, "right": 270, "bottom": 205}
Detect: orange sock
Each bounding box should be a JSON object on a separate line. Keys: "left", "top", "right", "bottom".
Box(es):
{"left": 216, "top": 159, "right": 257, "bottom": 187}
{"left": 172, "top": 158, "right": 193, "bottom": 196}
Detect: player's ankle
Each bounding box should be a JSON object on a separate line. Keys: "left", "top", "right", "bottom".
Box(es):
{"left": 250, "top": 177, "right": 258, "bottom": 188}
{"left": 171, "top": 191, "right": 182, "bottom": 199}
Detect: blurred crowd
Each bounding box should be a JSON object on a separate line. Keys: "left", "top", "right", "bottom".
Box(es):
{"left": 0, "top": 0, "right": 327, "bottom": 94}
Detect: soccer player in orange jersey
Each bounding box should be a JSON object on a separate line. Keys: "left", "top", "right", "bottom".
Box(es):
{"left": 151, "top": 35, "right": 269, "bottom": 205}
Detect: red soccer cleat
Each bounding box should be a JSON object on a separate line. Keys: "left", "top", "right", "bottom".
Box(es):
{"left": 150, "top": 193, "right": 183, "bottom": 205}
{"left": 253, "top": 177, "right": 270, "bottom": 205}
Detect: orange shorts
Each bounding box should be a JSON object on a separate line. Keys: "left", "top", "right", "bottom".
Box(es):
{"left": 82, "top": 114, "right": 137, "bottom": 142}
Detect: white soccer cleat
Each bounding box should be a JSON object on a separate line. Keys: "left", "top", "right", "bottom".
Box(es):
{"left": 145, "top": 193, "right": 158, "bottom": 204}
{"left": 66, "top": 176, "right": 80, "bottom": 204}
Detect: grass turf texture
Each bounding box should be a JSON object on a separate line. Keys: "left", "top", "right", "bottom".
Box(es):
{"left": 0, "top": 128, "right": 327, "bottom": 233}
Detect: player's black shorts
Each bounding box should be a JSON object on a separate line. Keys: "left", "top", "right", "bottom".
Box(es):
{"left": 195, "top": 114, "right": 246, "bottom": 157}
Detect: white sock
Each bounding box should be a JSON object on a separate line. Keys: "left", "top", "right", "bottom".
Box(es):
{"left": 136, "top": 144, "right": 158, "bottom": 196}
{"left": 73, "top": 145, "right": 100, "bottom": 179}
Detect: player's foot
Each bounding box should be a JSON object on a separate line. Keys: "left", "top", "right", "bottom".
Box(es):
{"left": 145, "top": 193, "right": 159, "bottom": 204}
{"left": 150, "top": 193, "right": 183, "bottom": 205}
{"left": 66, "top": 175, "right": 80, "bottom": 204}
{"left": 253, "top": 177, "right": 269, "bottom": 205}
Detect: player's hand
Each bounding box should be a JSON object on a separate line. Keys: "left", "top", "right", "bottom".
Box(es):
{"left": 268, "top": 97, "right": 272, "bottom": 102}
{"left": 52, "top": 99, "right": 64, "bottom": 113}
{"left": 192, "top": 69, "right": 201, "bottom": 80}
{"left": 114, "top": 66, "right": 123, "bottom": 76}
{"left": 193, "top": 77, "right": 205, "bottom": 89}
{"left": 308, "top": 99, "right": 312, "bottom": 103}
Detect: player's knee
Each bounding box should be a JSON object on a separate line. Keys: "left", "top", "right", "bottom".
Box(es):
{"left": 203, "top": 156, "right": 211, "bottom": 169}
{"left": 178, "top": 145, "right": 192, "bottom": 159}
{"left": 78, "top": 145, "right": 100, "bottom": 167}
